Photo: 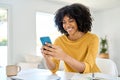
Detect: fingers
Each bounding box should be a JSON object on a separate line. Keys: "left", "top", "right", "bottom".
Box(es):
{"left": 43, "top": 43, "right": 56, "bottom": 51}
{"left": 45, "top": 42, "right": 57, "bottom": 49}
{"left": 41, "top": 47, "right": 45, "bottom": 56}
{"left": 44, "top": 50, "right": 54, "bottom": 56}
{"left": 41, "top": 43, "right": 59, "bottom": 58}
{"left": 41, "top": 45, "right": 54, "bottom": 56}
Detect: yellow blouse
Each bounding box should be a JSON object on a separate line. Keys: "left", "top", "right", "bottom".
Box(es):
{"left": 51, "top": 32, "right": 100, "bottom": 73}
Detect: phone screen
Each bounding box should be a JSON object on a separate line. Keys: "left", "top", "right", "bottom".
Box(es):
{"left": 40, "top": 36, "right": 52, "bottom": 45}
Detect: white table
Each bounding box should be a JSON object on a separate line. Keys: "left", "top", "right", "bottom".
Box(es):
{"left": 8, "top": 69, "right": 120, "bottom": 80}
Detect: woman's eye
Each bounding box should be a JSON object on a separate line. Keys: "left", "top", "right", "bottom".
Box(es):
{"left": 69, "top": 19, "right": 74, "bottom": 22}
{"left": 62, "top": 19, "right": 74, "bottom": 24}
{"left": 62, "top": 21, "right": 66, "bottom": 24}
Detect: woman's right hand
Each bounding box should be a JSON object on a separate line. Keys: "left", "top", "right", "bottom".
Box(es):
{"left": 41, "top": 46, "right": 52, "bottom": 59}
{"left": 41, "top": 46, "right": 56, "bottom": 70}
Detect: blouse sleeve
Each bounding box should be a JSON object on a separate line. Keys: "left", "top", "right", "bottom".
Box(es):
{"left": 50, "top": 58, "right": 60, "bottom": 73}
{"left": 50, "top": 38, "right": 60, "bottom": 73}
{"left": 83, "top": 35, "right": 99, "bottom": 73}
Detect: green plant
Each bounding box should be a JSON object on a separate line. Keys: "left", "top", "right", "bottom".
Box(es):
{"left": 100, "top": 36, "right": 108, "bottom": 53}
{"left": 0, "top": 39, "right": 7, "bottom": 46}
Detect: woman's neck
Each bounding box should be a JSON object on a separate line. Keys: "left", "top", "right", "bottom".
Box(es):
{"left": 68, "top": 32, "right": 85, "bottom": 41}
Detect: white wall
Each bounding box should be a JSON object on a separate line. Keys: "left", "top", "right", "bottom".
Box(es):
{"left": 0, "top": 0, "right": 120, "bottom": 75}
{"left": 92, "top": 7, "right": 120, "bottom": 75}
{"left": 0, "top": 0, "right": 66, "bottom": 64}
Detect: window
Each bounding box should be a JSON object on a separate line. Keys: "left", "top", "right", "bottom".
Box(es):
{"left": 0, "top": 7, "right": 7, "bottom": 66}
{"left": 36, "top": 12, "right": 61, "bottom": 56}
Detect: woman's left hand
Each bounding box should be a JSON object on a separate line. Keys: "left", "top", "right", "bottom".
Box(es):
{"left": 42, "top": 43, "right": 67, "bottom": 60}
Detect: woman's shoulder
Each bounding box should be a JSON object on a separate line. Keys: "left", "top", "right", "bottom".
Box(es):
{"left": 56, "top": 34, "right": 66, "bottom": 39}
{"left": 87, "top": 32, "right": 98, "bottom": 38}
{"left": 54, "top": 34, "right": 67, "bottom": 43}
{"left": 54, "top": 34, "right": 66, "bottom": 45}
{"left": 84, "top": 32, "right": 99, "bottom": 42}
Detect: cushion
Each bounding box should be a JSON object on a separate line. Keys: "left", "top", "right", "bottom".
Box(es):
{"left": 25, "top": 54, "right": 42, "bottom": 63}
{"left": 17, "top": 62, "right": 39, "bottom": 70}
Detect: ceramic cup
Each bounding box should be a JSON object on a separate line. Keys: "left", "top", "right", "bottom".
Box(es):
{"left": 6, "top": 65, "right": 21, "bottom": 77}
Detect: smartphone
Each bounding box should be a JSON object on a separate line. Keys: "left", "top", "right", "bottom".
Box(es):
{"left": 40, "top": 36, "right": 52, "bottom": 45}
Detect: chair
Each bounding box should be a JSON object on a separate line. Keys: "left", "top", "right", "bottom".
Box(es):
{"left": 96, "top": 58, "right": 118, "bottom": 77}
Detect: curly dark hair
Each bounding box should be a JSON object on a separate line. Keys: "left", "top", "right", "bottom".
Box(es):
{"left": 54, "top": 3, "right": 92, "bottom": 34}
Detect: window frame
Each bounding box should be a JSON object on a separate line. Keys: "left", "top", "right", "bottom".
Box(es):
{"left": 0, "top": 3, "right": 12, "bottom": 66}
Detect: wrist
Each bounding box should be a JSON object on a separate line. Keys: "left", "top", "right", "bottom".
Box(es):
{"left": 62, "top": 53, "right": 70, "bottom": 62}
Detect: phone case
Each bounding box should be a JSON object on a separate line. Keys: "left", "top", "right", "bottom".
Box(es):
{"left": 40, "top": 36, "right": 52, "bottom": 45}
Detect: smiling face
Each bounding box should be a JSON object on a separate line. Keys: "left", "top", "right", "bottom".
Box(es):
{"left": 62, "top": 15, "right": 79, "bottom": 36}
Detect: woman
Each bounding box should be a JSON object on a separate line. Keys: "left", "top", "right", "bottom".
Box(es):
{"left": 41, "top": 3, "right": 100, "bottom": 74}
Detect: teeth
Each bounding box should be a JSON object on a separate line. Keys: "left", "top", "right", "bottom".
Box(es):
{"left": 67, "top": 28, "right": 72, "bottom": 31}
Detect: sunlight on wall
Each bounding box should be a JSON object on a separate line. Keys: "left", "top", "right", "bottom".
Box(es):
{"left": 36, "top": 12, "right": 61, "bottom": 56}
